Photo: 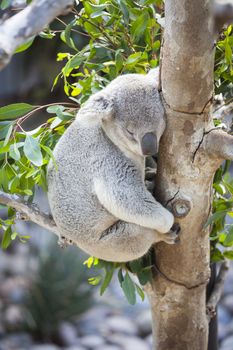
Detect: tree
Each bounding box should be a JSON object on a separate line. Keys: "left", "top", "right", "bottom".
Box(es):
{"left": 0, "top": 1, "right": 233, "bottom": 349}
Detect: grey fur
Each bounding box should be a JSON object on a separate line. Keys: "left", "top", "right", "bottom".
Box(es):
{"left": 47, "top": 71, "right": 177, "bottom": 262}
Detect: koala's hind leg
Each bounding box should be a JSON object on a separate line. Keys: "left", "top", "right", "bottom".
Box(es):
{"left": 94, "top": 221, "right": 179, "bottom": 262}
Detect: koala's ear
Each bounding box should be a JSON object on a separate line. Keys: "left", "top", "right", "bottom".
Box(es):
{"left": 77, "top": 93, "right": 114, "bottom": 122}
{"left": 147, "top": 67, "right": 160, "bottom": 87}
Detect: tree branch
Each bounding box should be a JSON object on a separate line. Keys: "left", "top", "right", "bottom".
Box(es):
{"left": 0, "top": 0, "right": 74, "bottom": 70}
{"left": 206, "top": 260, "right": 230, "bottom": 321}
{"left": 213, "top": 101, "right": 233, "bottom": 120}
{"left": 214, "top": 1, "right": 233, "bottom": 32}
{"left": 0, "top": 190, "right": 59, "bottom": 236}
{"left": 203, "top": 128, "right": 233, "bottom": 160}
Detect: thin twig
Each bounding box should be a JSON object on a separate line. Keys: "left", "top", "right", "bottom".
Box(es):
{"left": 0, "top": 190, "right": 59, "bottom": 236}
{"left": 214, "top": 101, "right": 233, "bottom": 120}
{"left": 206, "top": 260, "right": 230, "bottom": 322}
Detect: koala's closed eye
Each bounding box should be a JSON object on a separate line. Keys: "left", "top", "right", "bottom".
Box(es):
{"left": 126, "top": 128, "right": 136, "bottom": 140}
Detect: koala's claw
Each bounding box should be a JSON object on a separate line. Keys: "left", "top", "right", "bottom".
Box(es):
{"left": 170, "top": 223, "right": 181, "bottom": 235}
{"left": 58, "top": 235, "right": 74, "bottom": 248}
{"left": 157, "top": 223, "right": 180, "bottom": 245}
{"left": 162, "top": 230, "right": 179, "bottom": 245}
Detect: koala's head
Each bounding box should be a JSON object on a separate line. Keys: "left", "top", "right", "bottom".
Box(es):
{"left": 78, "top": 71, "right": 165, "bottom": 158}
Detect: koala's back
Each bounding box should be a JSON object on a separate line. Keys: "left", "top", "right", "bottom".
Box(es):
{"left": 47, "top": 120, "right": 134, "bottom": 250}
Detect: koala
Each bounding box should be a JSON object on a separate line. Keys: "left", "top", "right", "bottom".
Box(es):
{"left": 47, "top": 70, "right": 179, "bottom": 262}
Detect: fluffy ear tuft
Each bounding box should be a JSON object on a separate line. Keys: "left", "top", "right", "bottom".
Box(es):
{"left": 147, "top": 67, "right": 160, "bottom": 87}
{"left": 77, "top": 92, "right": 114, "bottom": 122}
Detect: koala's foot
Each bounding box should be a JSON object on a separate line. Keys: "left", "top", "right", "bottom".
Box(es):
{"left": 170, "top": 223, "right": 181, "bottom": 235}
{"left": 58, "top": 235, "right": 74, "bottom": 248}
{"left": 157, "top": 223, "right": 180, "bottom": 245}
{"left": 145, "top": 179, "right": 155, "bottom": 194}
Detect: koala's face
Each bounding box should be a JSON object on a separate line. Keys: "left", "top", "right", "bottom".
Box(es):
{"left": 103, "top": 79, "right": 166, "bottom": 158}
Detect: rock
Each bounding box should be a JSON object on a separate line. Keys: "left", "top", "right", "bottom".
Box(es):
{"left": 4, "top": 305, "right": 25, "bottom": 329}
{"left": 58, "top": 322, "right": 78, "bottom": 346}
{"left": 0, "top": 276, "right": 26, "bottom": 301}
{"left": 109, "top": 334, "right": 150, "bottom": 350}
{"left": 218, "top": 322, "right": 229, "bottom": 341}
{"left": 145, "top": 334, "right": 153, "bottom": 346}
{"left": 135, "top": 310, "right": 152, "bottom": 336}
{"left": 80, "top": 334, "right": 105, "bottom": 348}
{"left": 78, "top": 306, "right": 111, "bottom": 323}
{"left": 76, "top": 306, "right": 110, "bottom": 336}
{"left": 76, "top": 319, "right": 101, "bottom": 336}
{"left": 64, "top": 347, "right": 86, "bottom": 350}
{"left": 106, "top": 315, "right": 138, "bottom": 335}
{"left": 220, "top": 335, "right": 233, "bottom": 350}
{"left": 30, "top": 345, "right": 60, "bottom": 350}
{"left": 95, "top": 346, "right": 121, "bottom": 350}
{"left": 0, "top": 333, "right": 33, "bottom": 349}
{"left": 218, "top": 305, "right": 231, "bottom": 325}
{"left": 222, "top": 294, "right": 233, "bottom": 314}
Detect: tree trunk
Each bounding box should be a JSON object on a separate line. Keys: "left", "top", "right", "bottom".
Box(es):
{"left": 145, "top": 1, "right": 225, "bottom": 349}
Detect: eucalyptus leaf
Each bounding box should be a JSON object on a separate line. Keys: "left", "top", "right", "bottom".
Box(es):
{"left": 0, "top": 103, "right": 36, "bottom": 120}
{"left": 23, "top": 135, "right": 43, "bottom": 166}
{"left": 100, "top": 267, "right": 114, "bottom": 295}
{"left": 121, "top": 272, "right": 136, "bottom": 305}
{"left": 1, "top": 226, "right": 12, "bottom": 249}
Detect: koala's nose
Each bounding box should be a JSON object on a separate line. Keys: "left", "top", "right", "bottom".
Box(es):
{"left": 141, "top": 133, "right": 158, "bottom": 156}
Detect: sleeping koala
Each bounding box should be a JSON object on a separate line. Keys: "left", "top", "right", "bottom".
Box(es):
{"left": 47, "top": 70, "right": 179, "bottom": 262}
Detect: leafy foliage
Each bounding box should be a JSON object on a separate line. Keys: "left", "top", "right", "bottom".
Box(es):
{"left": 0, "top": 0, "right": 233, "bottom": 303}
{"left": 215, "top": 25, "right": 233, "bottom": 98}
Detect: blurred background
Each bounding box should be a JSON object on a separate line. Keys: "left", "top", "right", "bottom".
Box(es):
{"left": 1, "top": 3, "right": 233, "bottom": 350}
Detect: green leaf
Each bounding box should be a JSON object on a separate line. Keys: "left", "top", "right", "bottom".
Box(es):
{"left": 128, "top": 259, "right": 143, "bottom": 273}
{"left": 15, "top": 38, "right": 35, "bottom": 53}
{"left": 131, "top": 11, "right": 149, "bottom": 41}
{"left": 88, "top": 275, "right": 102, "bottom": 285}
{"left": 223, "top": 251, "right": 233, "bottom": 259}
{"left": 137, "top": 268, "right": 153, "bottom": 285}
{"left": 60, "top": 19, "right": 77, "bottom": 51}
{"left": 23, "top": 135, "right": 43, "bottom": 166}
{"left": 1, "top": 226, "right": 12, "bottom": 249}
{"left": 223, "top": 228, "right": 233, "bottom": 246}
{"left": 118, "top": 268, "right": 124, "bottom": 285}
{"left": 0, "top": 103, "right": 36, "bottom": 120}
{"left": 0, "top": 0, "right": 10, "bottom": 10}
{"left": 11, "top": 232, "right": 18, "bottom": 240}
{"left": 100, "top": 267, "right": 114, "bottom": 295}
{"left": 211, "top": 247, "right": 224, "bottom": 262}
{"left": 23, "top": 189, "right": 33, "bottom": 196}
{"left": 41, "top": 145, "right": 57, "bottom": 169}
{"left": 135, "top": 284, "right": 145, "bottom": 301}
{"left": 9, "top": 176, "right": 20, "bottom": 193}
{"left": 118, "top": 0, "right": 129, "bottom": 25}
{"left": 63, "top": 53, "right": 86, "bottom": 76}
{"left": 3, "top": 123, "right": 13, "bottom": 146}
{"left": 9, "top": 143, "right": 20, "bottom": 161}
{"left": 0, "top": 121, "right": 14, "bottom": 139}
{"left": 204, "top": 210, "right": 228, "bottom": 228}
{"left": 225, "top": 42, "right": 232, "bottom": 65}
{"left": 84, "top": 256, "right": 95, "bottom": 268}
{"left": 121, "top": 272, "right": 136, "bottom": 305}
{"left": 39, "top": 31, "right": 55, "bottom": 39}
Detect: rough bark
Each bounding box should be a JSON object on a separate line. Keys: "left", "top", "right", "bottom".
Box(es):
{"left": 0, "top": 0, "right": 73, "bottom": 70}
{"left": 145, "top": 1, "right": 230, "bottom": 349}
